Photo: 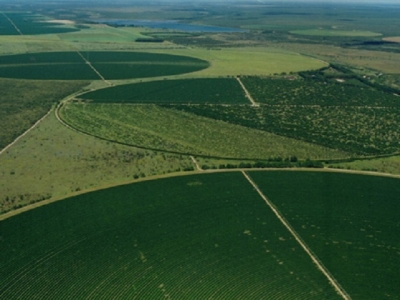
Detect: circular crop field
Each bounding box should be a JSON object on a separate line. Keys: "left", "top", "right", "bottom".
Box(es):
{"left": 0, "top": 51, "right": 209, "bottom": 80}
{"left": 0, "top": 171, "right": 399, "bottom": 299}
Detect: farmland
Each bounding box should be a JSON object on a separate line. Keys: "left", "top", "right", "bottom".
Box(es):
{"left": 60, "top": 103, "right": 350, "bottom": 160}
{"left": 1, "top": 1, "right": 400, "bottom": 298}
{"left": 0, "top": 51, "right": 209, "bottom": 80}
{"left": 1, "top": 171, "right": 399, "bottom": 298}
{"left": 0, "top": 172, "right": 343, "bottom": 299}
{"left": 0, "top": 12, "right": 79, "bottom": 35}
{"left": 170, "top": 77, "right": 400, "bottom": 156}
{"left": 145, "top": 47, "right": 328, "bottom": 77}
{"left": 80, "top": 78, "right": 248, "bottom": 104}
{"left": 0, "top": 78, "right": 88, "bottom": 150}
{"left": 249, "top": 171, "right": 400, "bottom": 299}
{"left": 0, "top": 111, "right": 195, "bottom": 214}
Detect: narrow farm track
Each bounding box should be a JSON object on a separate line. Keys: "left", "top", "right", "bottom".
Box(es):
{"left": 0, "top": 108, "right": 52, "bottom": 156}
{"left": 76, "top": 51, "right": 112, "bottom": 85}
{"left": 241, "top": 170, "right": 351, "bottom": 300}
{"left": 2, "top": 13, "right": 22, "bottom": 35}
{"left": 190, "top": 156, "right": 202, "bottom": 171}
{"left": 236, "top": 77, "right": 259, "bottom": 107}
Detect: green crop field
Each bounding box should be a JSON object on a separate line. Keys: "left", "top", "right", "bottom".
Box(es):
{"left": 249, "top": 171, "right": 400, "bottom": 299}
{"left": 170, "top": 75, "right": 400, "bottom": 156}
{"left": 0, "top": 51, "right": 209, "bottom": 80}
{"left": 2, "top": 1, "right": 400, "bottom": 298}
{"left": 60, "top": 103, "right": 350, "bottom": 160}
{"left": 172, "top": 104, "right": 400, "bottom": 156}
{"left": 0, "top": 172, "right": 342, "bottom": 299}
{"left": 241, "top": 77, "right": 400, "bottom": 107}
{"left": 290, "top": 29, "right": 382, "bottom": 37}
{"left": 1, "top": 171, "right": 398, "bottom": 298}
{"left": 0, "top": 12, "right": 80, "bottom": 35}
{"left": 80, "top": 78, "right": 248, "bottom": 104}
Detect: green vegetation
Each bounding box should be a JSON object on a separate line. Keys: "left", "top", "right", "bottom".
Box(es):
{"left": 241, "top": 76, "right": 400, "bottom": 107}
{"left": 60, "top": 103, "right": 350, "bottom": 160}
{"left": 0, "top": 64, "right": 99, "bottom": 80}
{"left": 145, "top": 47, "right": 328, "bottom": 77}
{"left": 290, "top": 29, "right": 382, "bottom": 37}
{"left": 0, "top": 51, "right": 209, "bottom": 80}
{"left": 0, "top": 12, "right": 80, "bottom": 35}
{"left": 1, "top": 1, "right": 400, "bottom": 298}
{"left": 0, "top": 79, "right": 88, "bottom": 150}
{"left": 172, "top": 104, "right": 400, "bottom": 156}
{"left": 249, "top": 171, "right": 400, "bottom": 299}
{"left": 0, "top": 172, "right": 341, "bottom": 299}
{"left": 58, "top": 25, "right": 149, "bottom": 43}
{"left": 329, "top": 155, "right": 400, "bottom": 175}
{"left": 0, "top": 111, "right": 194, "bottom": 214}
{"left": 80, "top": 78, "right": 248, "bottom": 104}
{"left": 170, "top": 75, "right": 400, "bottom": 156}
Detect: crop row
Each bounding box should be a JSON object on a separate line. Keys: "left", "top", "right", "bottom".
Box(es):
{"left": 241, "top": 77, "right": 400, "bottom": 107}
{"left": 168, "top": 104, "right": 400, "bottom": 155}
{"left": 250, "top": 171, "right": 400, "bottom": 299}
{"left": 61, "top": 103, "right": 350, "bottom": 160}
{"left": 0, "top": 172, "right": 340, "bottom": 299}
{"left": 80, "top": 78, "right": 248, "bottom": 104}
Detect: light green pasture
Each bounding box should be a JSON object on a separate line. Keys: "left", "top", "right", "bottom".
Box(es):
{"left": 290, "top": 29, "right": 382, "bottom": 37}
{"left": 0, "top": 111, "right": 194, "bottom": 214}
{"left": 145, "top": 47, "right": 328, "bottom": 76}
{"left": 330, "top": 155, "right": 400, "bottom": 175}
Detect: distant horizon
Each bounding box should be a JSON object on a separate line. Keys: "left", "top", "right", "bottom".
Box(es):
{"left": 1, "top": 0, "right": 400, "bottom": 3}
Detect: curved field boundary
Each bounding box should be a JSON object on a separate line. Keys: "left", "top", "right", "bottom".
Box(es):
{"left": 241, "top": 170, "right": 351, "bottom": 300}
{"left": 1, "top": 167, "right": 399, "bottom": 222}
{"left": 56, "top": 103, "right": 305, "bottom": 162}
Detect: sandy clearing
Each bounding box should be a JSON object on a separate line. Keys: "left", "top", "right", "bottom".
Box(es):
{"left": 44, "top": 19, "right": 75, "bottom": 25}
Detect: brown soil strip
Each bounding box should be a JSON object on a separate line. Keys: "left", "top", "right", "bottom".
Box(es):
{"left": 190, "top": 155, "right": 202, "bottom": 171}
{"left": 236, "top": 77, "right": 259, "bottom": 107}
